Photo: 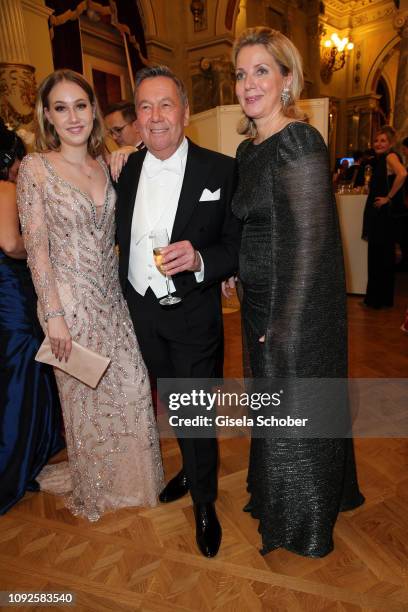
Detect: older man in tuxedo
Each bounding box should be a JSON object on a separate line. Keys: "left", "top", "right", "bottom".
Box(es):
{"left": 115, "top": 65, "right": 240, "bottom": 558}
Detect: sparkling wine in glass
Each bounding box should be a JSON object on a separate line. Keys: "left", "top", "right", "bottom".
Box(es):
{"left": 151, "top": 229, "right": 182, "bottom": 306}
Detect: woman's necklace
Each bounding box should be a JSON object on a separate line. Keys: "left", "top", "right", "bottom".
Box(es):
{"left": 60, "top": 153, "right": 93, "bottom": 179}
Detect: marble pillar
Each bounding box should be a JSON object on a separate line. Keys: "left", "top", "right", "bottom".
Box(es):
{"left": 0, "top": 0, "right": 36, "bottom": 129}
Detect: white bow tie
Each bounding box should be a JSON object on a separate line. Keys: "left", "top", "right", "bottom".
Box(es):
{"left": 144, "top": 154, "right": 182, "bottom": 178}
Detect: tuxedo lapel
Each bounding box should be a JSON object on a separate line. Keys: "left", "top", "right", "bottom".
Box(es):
{"left": 171, "top": 141, "right": 211, "bottom": 243}
{"left": 120, "top": 150, "right": 146, "bottom": 254}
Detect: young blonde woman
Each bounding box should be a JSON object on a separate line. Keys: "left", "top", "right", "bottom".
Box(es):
{"left": 17, "top": 70, "right": 163, "bottom": 521}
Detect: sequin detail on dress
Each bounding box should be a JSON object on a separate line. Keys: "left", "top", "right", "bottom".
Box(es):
{"left": 17, "top": 153, "right": 164, "bottom": 521}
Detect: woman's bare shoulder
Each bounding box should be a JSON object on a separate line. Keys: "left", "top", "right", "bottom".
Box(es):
{"left": 0, "top": 180, "right": 16, "bottom": 200}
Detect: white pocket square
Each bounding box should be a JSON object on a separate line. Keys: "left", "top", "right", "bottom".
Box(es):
{"left": 199, "top": 188, "right": 220, "bottom": 202}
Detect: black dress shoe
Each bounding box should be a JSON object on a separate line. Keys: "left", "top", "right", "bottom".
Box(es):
{"left": 194, "top": 502, "right": 222, "bottom": 558}
{"left": 159, "top": 470, "right": 189, "bottom": 503}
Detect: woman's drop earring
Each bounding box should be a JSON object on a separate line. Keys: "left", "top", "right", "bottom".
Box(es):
{"left": 281, "top": 87, "right": 291, "bottom": 106}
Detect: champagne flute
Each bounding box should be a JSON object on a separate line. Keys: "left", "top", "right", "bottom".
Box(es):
{"left": 151, "top": 229, "right": 182, "bottom": 306}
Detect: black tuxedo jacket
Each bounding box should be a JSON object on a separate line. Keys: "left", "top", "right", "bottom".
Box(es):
{"left": 115, "top": 139, "right": 241, "bottom": 302}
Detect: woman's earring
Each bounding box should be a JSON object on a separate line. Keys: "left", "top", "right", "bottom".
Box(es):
{"left": 281, "top": 87, "right": 291, "bottom": 106}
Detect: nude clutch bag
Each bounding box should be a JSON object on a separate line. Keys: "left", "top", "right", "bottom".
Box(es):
{"left": 35, "top": 337, "right": 110, "bottom": 388}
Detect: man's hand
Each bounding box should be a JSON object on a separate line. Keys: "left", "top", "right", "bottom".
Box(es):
{"left": 161, "top": 240, "right": 201, "bottom": 275}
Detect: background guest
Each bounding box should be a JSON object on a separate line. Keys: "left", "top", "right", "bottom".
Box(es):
{"left": 104, "top": 100, "right": 144, "bottom": 150}
{"left": 362, "top": 126, "right": 407, "bottom": 308}
{"left": 346, "top": 150, "right": 363, "bottom": 186}
{"left": 0, "top": 119, "right": 64, "bottom": 514}
{"left": 399, "top": 136, "right": 408, "bottom": 269}
{"left": 333, "top": 158, "right": 350, "bottom": 189}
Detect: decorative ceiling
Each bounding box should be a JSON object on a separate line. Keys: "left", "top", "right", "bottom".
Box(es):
{"left": 322, "top": 0, "right": 395, "bottom": 28}
{"left": 324, "top": 0, "right": 388, "bottom": 8}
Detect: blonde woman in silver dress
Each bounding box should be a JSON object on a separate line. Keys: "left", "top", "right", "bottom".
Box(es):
{"left": 17, "top": 69, "right": 164, "bottom": 521}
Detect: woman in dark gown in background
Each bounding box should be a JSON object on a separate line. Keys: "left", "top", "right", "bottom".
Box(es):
{"left": 362, "top": 126, "right": 407, "bottom": 309}
{"left": 0, "top": 121, "right": 64, "bottom": 514}
{"left": 230, "top": 27, "right": 364, "bottom": 557}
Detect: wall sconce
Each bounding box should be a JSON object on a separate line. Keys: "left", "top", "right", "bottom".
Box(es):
{"left": 190, "top": 0, "right": 206, "bottom": 30}
{"left": 321, "top": 33, "right": 354, "bottom": 83}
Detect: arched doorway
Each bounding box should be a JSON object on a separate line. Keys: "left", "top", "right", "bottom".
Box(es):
{"left": 376, "top": 76, "right": 391, "bottom": 126}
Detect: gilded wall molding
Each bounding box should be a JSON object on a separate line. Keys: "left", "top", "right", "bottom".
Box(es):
{"left": 0, "top": 63, "right": 36, "bottom": 129}
{"left": 321, "top": 0, "right": 395, "bottom": 28}
{"left": 351, "top": 6, "right": 395, "bottom": 27}
{"left": 393, "top": 9, "right": 408, "bottom": 35}
{"left": 191, "top": 54, "right": 235, "bottom": 113}
{"left": 364, "top": 35, "right": 400, "bottom": 93}
{"left": 21, "top": 0, "right": 53, "bottom": 19}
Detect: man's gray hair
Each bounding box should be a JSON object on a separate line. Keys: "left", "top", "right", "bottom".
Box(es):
{"left": 135, "top": 65, "right": 188, "bottom": 106}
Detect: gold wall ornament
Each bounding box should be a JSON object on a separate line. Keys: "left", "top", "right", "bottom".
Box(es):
{"left": 393, "top": 10, "right": 408, "bottom": 34}
{"left": 190, "top": 0, "right": 207, "bottom": 31}
{"left": 192, "top": 55, "right": 235, "bottom": 114}
{"left": 0, "top": 63, "right": 36, "bottom": 130}
{"left": 320, "top": 33, "right": 354, "bottom": 83}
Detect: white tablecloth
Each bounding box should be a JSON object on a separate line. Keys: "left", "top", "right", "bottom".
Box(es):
{"left": 335, "top": 194, "right": 368, "bottom": 295}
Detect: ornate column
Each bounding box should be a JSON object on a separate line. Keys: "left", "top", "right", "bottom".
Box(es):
{"left": 305, "top": 0, "right": 322, "bottom": 98}
{"left": 0, "top": 0, "right": 36, "bottom": 129}
{"left": 393, "top": 3, "right": 408, "bottom": 138}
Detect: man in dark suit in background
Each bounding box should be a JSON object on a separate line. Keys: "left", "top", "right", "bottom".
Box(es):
{"left": 104, "top": 101, "right": 144, "bottom": 150}
{"left": 115, "top": 65, "right": 240, "bottom": 558}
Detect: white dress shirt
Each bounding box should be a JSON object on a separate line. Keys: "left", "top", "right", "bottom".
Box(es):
{"left": 128, "top": 138, "right": 203, "bottom": 298}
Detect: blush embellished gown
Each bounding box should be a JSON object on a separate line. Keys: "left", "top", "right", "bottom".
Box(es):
{"left": 17, "top": 153, "right": 164, "bottom": 521}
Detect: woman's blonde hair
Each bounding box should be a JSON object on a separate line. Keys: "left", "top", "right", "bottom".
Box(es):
{"left": 374, "top": 125, "right": 396, "bottom": 145}
{"left": 233, "top": 27, "right": 305, "bottom": 137}
{"left": 35, "top": 69, "right": 104, "bottom": 157}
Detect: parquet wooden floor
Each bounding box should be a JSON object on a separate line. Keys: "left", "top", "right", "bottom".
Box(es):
{"left": 1, "top": 274, "right": 407, "bottom": 612}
